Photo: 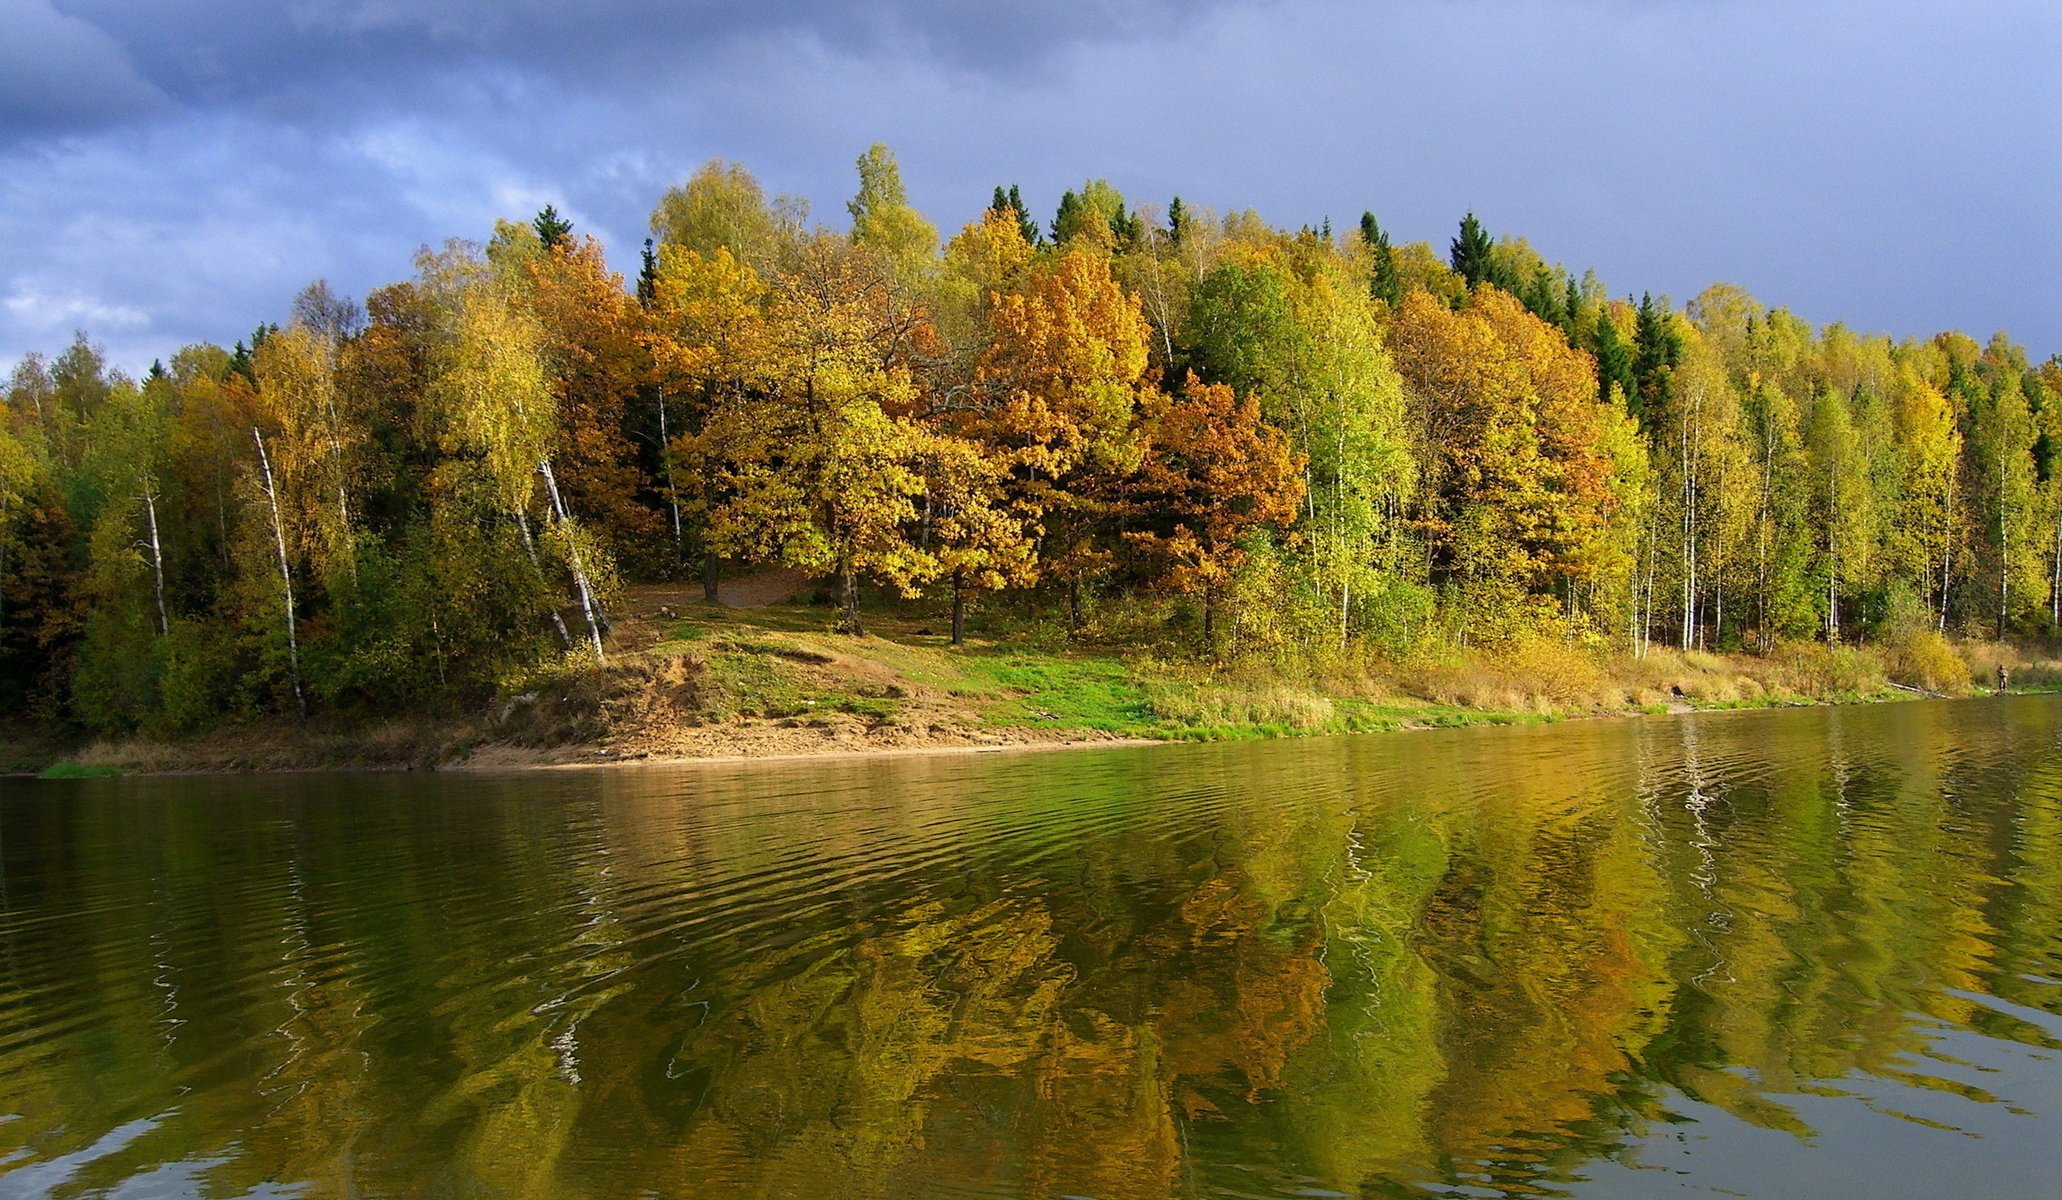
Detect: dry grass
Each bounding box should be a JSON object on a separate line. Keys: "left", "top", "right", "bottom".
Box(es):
{"left": 1399, "top": 636, "right": 1646, "bottom": 714}
{"left": 1957, "top": 640, "right": 2062, "bottom": 691}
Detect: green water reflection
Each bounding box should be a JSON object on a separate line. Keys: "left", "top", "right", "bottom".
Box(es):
{"left": 2, "top": 697, "right": 2060, "bottom": 1198}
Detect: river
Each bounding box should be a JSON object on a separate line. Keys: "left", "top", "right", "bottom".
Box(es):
{"left": 2, "top": 696, "right": 2059, "bottom": 1198}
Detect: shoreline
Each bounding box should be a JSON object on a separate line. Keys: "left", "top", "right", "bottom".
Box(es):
{"left": 12, "top": 595, "right": 2058, "bottom": 780}
{"left": 14, "top": 687, "right": 2045, "bottom": 781}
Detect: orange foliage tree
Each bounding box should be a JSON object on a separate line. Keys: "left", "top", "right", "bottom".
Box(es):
{"left": 1125, "top": 374, "right": 1305, "bottom": 651}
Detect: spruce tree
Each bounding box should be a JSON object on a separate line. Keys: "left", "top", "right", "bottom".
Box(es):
{"left": 1050, "top": 190, "right": 1082, "bottom": 244}
{"left": 1593, "top": 312, "right": 1636, "bottom": 410}
{"left": 533, "top": 204, "right": 573, "bottom": 249}
{"left": 636, "top": 238, "right": 658, "bottom": 307}
{"left": 1006, "top": 185, "right": 1039, "bottom": 246}
{"left": 1359, "top": 212, "right": 1401, "bottom": 307}
{"left": 1449, "top": 211, "right": 1499, "bottom": 290}
{"left": 1632, "top": 292, "right": 1683, "bottom": 427}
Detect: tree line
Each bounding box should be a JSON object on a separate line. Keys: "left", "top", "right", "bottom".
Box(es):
{"left": 3, "top": 146, "right": 2058, "bottom": 731}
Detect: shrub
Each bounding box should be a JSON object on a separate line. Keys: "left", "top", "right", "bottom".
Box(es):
{"left": 1884, "top": 628, "right": 1972, "bottom": 694}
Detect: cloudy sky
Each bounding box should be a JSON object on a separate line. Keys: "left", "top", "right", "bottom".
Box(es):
{"left": 3, "top": 0, "right": 2056, "bottom": 371}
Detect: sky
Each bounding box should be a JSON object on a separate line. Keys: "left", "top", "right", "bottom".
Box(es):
{"left": 2, "top": 0, "right": 2057, "bottom": 373}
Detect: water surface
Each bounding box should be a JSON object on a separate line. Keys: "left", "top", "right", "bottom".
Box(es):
{"left": 3, "top": 697, "right": 2060, "bottom": 1198}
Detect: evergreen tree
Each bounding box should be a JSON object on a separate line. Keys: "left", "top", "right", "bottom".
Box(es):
{"left": 1449, "top": 212, "right": 1500, "bottom": 291}
{"left": 1007, "top": 185, "right": 1039, "bottom": 247}
{"left": 533, "top": 205, "right": 574, "bottom": 250}
{"left": 1593, "top": 311, "right": 1636, "bottom": 409}
{"left": 1360, "top": 212, "right": 1401, "bottom": 307}
{"left": 636, "top": 238, "right": 658, "bottom": 307}
{"left": 1630, "top": 293, "right": 1682, "bottom": 430}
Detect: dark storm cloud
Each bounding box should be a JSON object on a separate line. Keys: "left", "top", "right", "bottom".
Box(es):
{"left": 18, "top": 0, "right": 1234, "bottom": 138}
{"left": 0, "top": 1, "right": 169, "bottom": 136}
{"left": 1, "top": 0, "right": 2056, "bottom": 370}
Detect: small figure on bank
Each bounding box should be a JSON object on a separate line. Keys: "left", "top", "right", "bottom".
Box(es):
{"left": 1996, "top": 664, "right": 2011, "bottom": 693}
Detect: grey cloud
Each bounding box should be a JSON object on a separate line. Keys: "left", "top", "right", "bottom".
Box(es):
{"left": 0, "top": 0, "right": 170, "bottom": 135}
{"left": 1, "top": 0, "right": 2055, "bottom": 373}
{"left": 24, "top": 0, "right": 1249, "bottom": 138}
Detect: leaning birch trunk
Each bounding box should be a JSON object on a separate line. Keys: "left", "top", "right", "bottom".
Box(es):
{"left": 142, "top": 484, "right": 168, "bottom": 637}
{"left": 657, "top": 388, "right": 683, "bottom": 557}
{"left": 252, "top": 429, "right": 307, "bottom": 721}
{"left": 514, "top": 509, "right": 574, "bottom": 649}
{"left": 539, "top": 458, "right": 606, "bottom": 663}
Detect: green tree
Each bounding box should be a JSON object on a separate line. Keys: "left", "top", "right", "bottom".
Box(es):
{"left": 848, "top": 143, "right": 939, "bottom": 287}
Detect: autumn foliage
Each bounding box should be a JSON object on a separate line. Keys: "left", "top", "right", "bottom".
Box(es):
{"left": 4, "top": 145, "right": 2060, "bottom": 733}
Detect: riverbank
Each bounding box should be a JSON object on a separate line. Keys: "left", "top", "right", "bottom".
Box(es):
{"left": 11, "top": 588, "right": 2061, "bottom": 777}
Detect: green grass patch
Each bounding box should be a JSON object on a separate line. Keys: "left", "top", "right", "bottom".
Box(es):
{"left": 37, "top": 762, "right": 119, "bottom": 779}
{"left": 958, "top": 652, "right": 1156, "bottom": 732}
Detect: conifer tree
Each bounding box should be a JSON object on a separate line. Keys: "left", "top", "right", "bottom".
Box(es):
{"left": 1448, "top": 212, "right": 1500, "bottom": 291}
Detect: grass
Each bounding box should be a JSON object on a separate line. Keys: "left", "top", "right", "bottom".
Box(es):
{"left": 36, "top": 762, "right": 120, "bottom": 779}
{"left": 615, "top": 596, "right": 1979, "bottom": 752}
{"left": 24, "top": 585, "right": 2060, "bottom": 776}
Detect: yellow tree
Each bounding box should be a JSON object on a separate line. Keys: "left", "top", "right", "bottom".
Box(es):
{"left": 1885, "top": 369, "right": 1962, "bottom": 624}
{"left": 649, "top": 158, "right": 804, "bottom": 272}
{"left": 846, "top": 143, "right": 938, "bottom": 292}
{"left": 971, "top": 247, "right": 1153, "bottom": 628}
{"left": 252, "top": 323, "right": 361, "bottom": 589}
{"left": 425, "top": 250, "right": 609, "bottom": 661}
{"left": 1390, "top": 288, "right": 1622, "bottom": 640}
{"left": 646, "top": 243, "right": 770, "bottom": 598}
{"left": 685, "top": 234, "right": 936, "bottom": 633}
{"left": 916, "top": 432, "right": 1036, "bottom": 646}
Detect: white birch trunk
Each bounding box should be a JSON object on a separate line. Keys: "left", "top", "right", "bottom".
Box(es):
{"left": 515, "top": 508, "right": 574, "bottom": 650}
{"left": 253, "top": 429, "right": 307, "bottom": 720}
{"left": 143, "top": 485, "right": 168, "bottom": 637}
{"left": 540, "top": 458, "right": 606, "bottom": 663}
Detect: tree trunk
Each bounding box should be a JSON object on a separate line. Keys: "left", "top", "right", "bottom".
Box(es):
{"left": 1938, "top": 471, "right": 1956, "bottom": 633}
{"left": 515, "top": 510, "right": 574, "bottom": 649}
{"left": 252, "top": 430, "right": 307, "bottom": 721}
{"left": 702, "top": 553, "right": 720, "bottom": 604}
{"left": 1998, "top": 521, "right": 2010, "bottom": 640}
{"left": 1067, "top": 578, "right": 1083, "bottom": 634}
{"left": 950, "top": 578, "right": 966, "bottom": 648}
{"left": 657, "top": 387, "right": 683, "bottom": 564}
{"left": 143, "top": 486, "right": 168, "bottom": 637}
{"left": 1827, "top": 556, "right": 1838, "bottom": 644}
{"left": 539, "top": 458, "right": 606, "bottom": 663}
{"left": 839, "top": 570, "right": 863, "bottom": 635}
{"left": 2049, "top": 518, "right": 2060, "bottom": 631}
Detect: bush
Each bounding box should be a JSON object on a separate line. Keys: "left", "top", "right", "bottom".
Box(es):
{"left": 1884, "top": 628, "right": 1972, "bottom": 694}
{"left": 154, "top": 619, "right": 244, "bottom": 733}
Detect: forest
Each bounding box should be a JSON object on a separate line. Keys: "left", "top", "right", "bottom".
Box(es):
{"left": 2, "top": 144, "right": 2059, "bottom": 736}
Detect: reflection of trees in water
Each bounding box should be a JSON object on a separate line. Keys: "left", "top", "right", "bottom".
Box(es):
{"left": 1, "top": 701, "right": 2060, "bottom": 1197}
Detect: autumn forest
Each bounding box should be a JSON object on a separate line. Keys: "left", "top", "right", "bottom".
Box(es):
{"left": 3, "top": 145, "right": 2059, "bottom": 735}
